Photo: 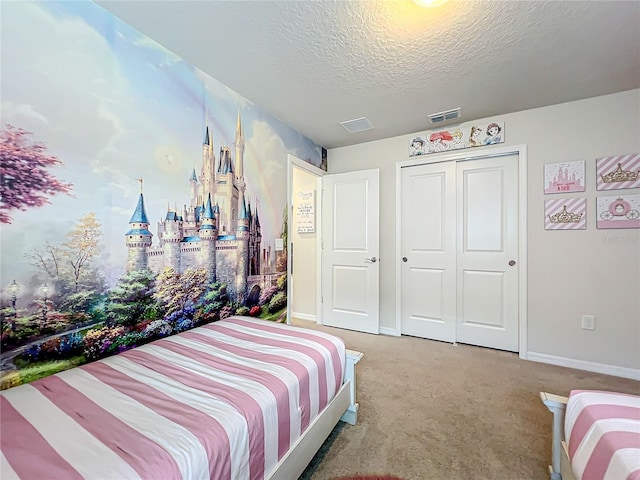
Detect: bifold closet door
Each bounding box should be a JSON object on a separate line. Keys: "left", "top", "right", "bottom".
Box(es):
{"left": 400, "top": 154, "right": 519, "bottom": 352}
{"left": 400, "top": 162, "right": 456, "bottom": 342}
{"left": 456, "top": 155, "right": 519, "bottom": 352}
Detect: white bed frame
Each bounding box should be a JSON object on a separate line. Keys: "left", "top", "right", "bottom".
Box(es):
{"left": 268, "top": 349, "right": 363, "bottom": 480}
{"left": 540, "top": 392, "right": 576, "bottom": 480}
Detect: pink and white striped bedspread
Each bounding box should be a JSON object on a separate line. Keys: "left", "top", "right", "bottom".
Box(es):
{"left": 565, "top": 390, "right": 640, "bottom": 480}
{"left": 0, "top": 316, "right": 346, "bottom": 480}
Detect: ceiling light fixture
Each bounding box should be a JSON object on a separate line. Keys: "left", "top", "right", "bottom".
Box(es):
{"left": 413, "top": 0, "right": 449, "bottom": 7}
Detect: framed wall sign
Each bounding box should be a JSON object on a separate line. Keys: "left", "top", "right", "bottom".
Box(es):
{"left": 296, "top": 190, "right": 315, "bottom": 233}
{"left": 544, "top": 161, "right": 585, "bottom": 194}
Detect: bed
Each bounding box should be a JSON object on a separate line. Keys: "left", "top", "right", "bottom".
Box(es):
{"left": 1, "top": 316, "right": 363, "bottom": 480}
{"left": 540, "top": 390, "right": 640, "bottom": 480}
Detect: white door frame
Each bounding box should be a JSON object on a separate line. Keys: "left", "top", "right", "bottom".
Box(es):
{"left": 394, "top": 144, "right": 528, "bottom": 359}
{"left": 286, "top": 154, "right": 326, "bottom": 326}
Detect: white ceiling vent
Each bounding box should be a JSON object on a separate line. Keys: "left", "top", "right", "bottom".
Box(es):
{"left": 340, "top": 117, "right": 374, "bottom": 133}
{"left": 428, "top": 108, "right": 461, "bottom": 124}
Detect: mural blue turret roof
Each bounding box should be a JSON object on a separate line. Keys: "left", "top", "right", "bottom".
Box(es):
{"left": 129, "top": 193, "right": 149, "bottom": 224}
{"left": 190, "top": 168, "right": 198, "bottom": 182}
{"left": 126, "top": 227, "right": 152, "bottom": 236}
{"left": 218, "top": 149, "right": 234, "bottom": 174}
{"left": 239, "top": 196, "right": 248, "bottom": 220}
{"left": 194, "top": 204, "right": 203, "bottom": 222}
{"left": 237, "top": 196, "right": 248, "bottom": 231}
{"left": 203, "top": 193, "right": 214, "bottom": 219}
{"left": 165, "top": 211, "right": 180, "bottom": 221}
{"left": 203, "top": 126, "right": 210, "bottom": 146}
{"left": 255, "top": 208, "right": 261, "bottom": 227}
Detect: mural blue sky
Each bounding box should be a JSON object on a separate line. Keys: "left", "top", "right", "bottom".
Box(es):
{"left": 1, "top": 1, "right": 323, "bottom": 292}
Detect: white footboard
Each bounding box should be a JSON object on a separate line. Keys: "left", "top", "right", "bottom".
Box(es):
{"left": 341, "top": 349, "right": 363, "bottom": 425}
{"left": 540, "top": 392, "right": 569, "bottom": 480}
{"left": 268, "top": 348, "right": 363, "bottom": 479}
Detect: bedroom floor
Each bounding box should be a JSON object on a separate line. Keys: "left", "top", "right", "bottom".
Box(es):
{"left": 293, "top": 318, "right": 640, "bottom": 480}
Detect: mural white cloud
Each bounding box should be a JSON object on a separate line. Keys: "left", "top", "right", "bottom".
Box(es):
{"left": 1, "top": 2, "right": 125, "bottom": 154}
{"left": 1, "top": 102, "right": 50, "bottom": 125}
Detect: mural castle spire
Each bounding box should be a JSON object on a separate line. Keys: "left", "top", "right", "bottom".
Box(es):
{"left": 125, "top": 179, "right": 152, "bottom": 272}
{"left": 200, "top": 125, "right": 215, "bottom": 207}
{"left": 234, "top": 107, "right": 245, "bottom": 182}
{"left": 232, "top": 108, "right": 248, "bottom": 302}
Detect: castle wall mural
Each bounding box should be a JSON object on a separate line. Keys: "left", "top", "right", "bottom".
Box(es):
{"left": 0, "top": 1, "right": 326, "bottom": 389}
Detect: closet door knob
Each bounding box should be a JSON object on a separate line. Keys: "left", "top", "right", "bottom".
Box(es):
{"left": 402, "top": 257, "right": 408, "bottom": 262}
{"left": 508, "top": 260, "right": 516, "bottom": 266}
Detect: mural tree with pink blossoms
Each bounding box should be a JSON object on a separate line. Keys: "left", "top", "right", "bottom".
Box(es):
{"left": 0, "top": 124, "right": 73, "bottom": 224}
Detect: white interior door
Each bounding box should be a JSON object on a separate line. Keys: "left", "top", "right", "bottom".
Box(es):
{"left": 400, "top": 153, "right": 519, "bottom": 352}
{"left": 400, "top": 162, "right": 456, "bottom": 342}
{"left": 321, "top": 169, "right": 379, "bottom": 334}
{"left": 456, "top": 155, "right": 519, "bottom": 351}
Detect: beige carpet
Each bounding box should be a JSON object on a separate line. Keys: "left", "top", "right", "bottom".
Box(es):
{"left": 293, "top": 319, "right": 640, "bottom": 480}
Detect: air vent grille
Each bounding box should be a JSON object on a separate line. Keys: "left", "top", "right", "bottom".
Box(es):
{"left": 428, "top": 108, "right": 461, "bottom": 124}
{"left": 340, "top": 117, "right": 374, "bottom": 133}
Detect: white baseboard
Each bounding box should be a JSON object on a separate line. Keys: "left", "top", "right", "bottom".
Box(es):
{"left": 291, "top": 312, "right": 316, "bottom": 322}
{"left": 527, "top": 351, "right": 640, "bottom": 381}
{"left": 379, "top": 326, "right": 400, "bottom": 336}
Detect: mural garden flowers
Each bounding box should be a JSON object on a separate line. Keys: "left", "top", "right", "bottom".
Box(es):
{"left": 0, "top": 267, "right": 288, "bottom": 389}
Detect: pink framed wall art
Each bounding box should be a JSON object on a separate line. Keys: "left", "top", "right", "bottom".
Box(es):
{"left": 596, "top": 153, "right": 640, "bottom": 191}
{"left": 596, "top": 194, "right": 640, "bottom": 229}
{"left": 544, "top": 160, "right": 585, "bottom": 194}
{"left": 545, "top": 198, "right": 586, "bottom": 230}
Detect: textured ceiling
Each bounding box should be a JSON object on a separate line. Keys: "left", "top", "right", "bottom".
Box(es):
{"left": 96, "top": 0, "right": 640, "bottom": 149}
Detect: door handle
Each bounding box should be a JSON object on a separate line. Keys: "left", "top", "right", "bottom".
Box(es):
{"left": 508, "top": 260, "right": 516, "bottom": 266}
{"left": 402, "top": 257, "right": 408, "bottom": 262}
{"left": 365, "top": 257, "right": 377, "bottom": 263}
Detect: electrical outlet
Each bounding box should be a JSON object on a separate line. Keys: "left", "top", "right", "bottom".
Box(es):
{"left": 581, "top": 315, "right": 595, "bottom": 331}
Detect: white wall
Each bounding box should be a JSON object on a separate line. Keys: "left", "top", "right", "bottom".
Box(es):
{"left": 328, "top": 89, "right": 640, "bottom": 376}
{"left": 291, "top": 166, "right": 318, "bottom": 320}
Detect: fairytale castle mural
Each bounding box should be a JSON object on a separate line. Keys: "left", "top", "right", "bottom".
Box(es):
{"left": 126, "top": 112, "right": 280, "bottom": 304}
{"left": 0, "top": 1, "right": 324, "bottom": 389}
